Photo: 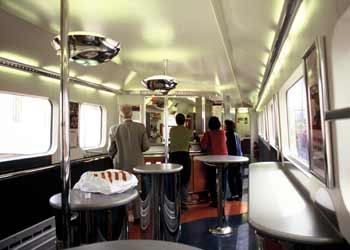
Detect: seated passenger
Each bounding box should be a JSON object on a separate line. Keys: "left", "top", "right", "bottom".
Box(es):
{"left": 200, "top": 116, "right": 228, "bottom": 208}
{"left": 225, "top": 120, "right": 243, "bottom": 201}
{"left": 169, "top": 113, "right": 192, "bottom": 212}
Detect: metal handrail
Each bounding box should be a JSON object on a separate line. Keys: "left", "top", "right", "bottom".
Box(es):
{"left": 0, "top": 154, "right": 109, "bottom": 181}
{"left": 325, "top": 107, "right": 350, "bottom": 121}
{"left": 0, "top": 57, "right": 118, "bottom": 94}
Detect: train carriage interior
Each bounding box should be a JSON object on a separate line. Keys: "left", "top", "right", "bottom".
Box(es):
{"left": 1, "top": 0, "right": 350, "bottom": 249}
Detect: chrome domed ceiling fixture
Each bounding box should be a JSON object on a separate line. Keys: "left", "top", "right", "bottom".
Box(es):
{"left": 52, "top": 32, "right": 121, "bottom": 66}
{"left": 141, "top": 75, "right": 177, "bottom": 94}
{"left": 141, "top": 59, "right": 177, "bottom": 94}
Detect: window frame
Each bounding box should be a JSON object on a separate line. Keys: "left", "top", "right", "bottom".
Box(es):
{"left": 268, "top": 99, "right": 276, "bottom": 147}
{"left": 285, "top": 76, "right": 310, "bottom": 170}
{"left": 273, "top": 95, "right": 280, "bottom": 149}
{"left": 264, "top": 107, "right": 269, "bottom": 141}
{"left": 258, "top": 112, "right": 263, "bottom": 137}
{"left": 274, "top": 94, "right": 282, "bottom": 149}
{"left": 257, "top": 108, "right": 270, "bottom": 148}
{"left": 0, "top": 91, "right": 54, "bottom": 163}
{"left": 78, "top": 102, "right": 104, "bottom": 150}
{"left": 266, "top": 95, "right": 280, "bottom": 150}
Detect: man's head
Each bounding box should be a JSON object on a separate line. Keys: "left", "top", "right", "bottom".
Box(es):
{"left": 175, "top": 113, "right": 186, "bottom": 126}
{"left": 120, "top": 104, "right": 133, "bottom": 119}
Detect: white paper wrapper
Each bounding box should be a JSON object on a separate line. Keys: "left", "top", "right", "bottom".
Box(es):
{"left": 73, "top": 169, "right": 138, "bottom": 195}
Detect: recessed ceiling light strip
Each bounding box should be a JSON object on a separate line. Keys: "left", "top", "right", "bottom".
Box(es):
{"left": 210, "top": 0, "right": 243, "bottom": 106}
{"left": 255, "top": 0, "right": 302, "bottom": 109}
{"left": 0, "top": 57, "right": 117, "bottom": 93}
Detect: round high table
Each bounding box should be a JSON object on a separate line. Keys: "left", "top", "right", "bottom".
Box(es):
{"left": 49, "top": 189, "right": 138, "bottom": 247}
{"left": 195, "top": 155, "right": 249, "bottom": 235}
{"left": 66, "top": 240, "right": 202, "bottom": 250}
{"left": 133, "top": 164, "right": 183, "bottom": 241}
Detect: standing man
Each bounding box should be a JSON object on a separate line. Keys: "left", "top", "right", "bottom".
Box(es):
{"left": 224, "top": 120, "right": 243, "bottom": 201}
{"left": 169, "top": 113, "right": 192, "bottom": 212}
{"left": 108, "top": 104, "right": 150, "bottom": 222}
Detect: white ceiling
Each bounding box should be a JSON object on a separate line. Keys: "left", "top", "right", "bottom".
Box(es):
{"left": 0, "top": 0, "right": 286, "bottom": 106}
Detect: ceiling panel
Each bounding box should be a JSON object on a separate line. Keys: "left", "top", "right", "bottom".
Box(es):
{"left": 0, "top": 0, "right": 289, "bottom": 106}
{"left": 218, "top": 0, "right": 285, "bottom": 106}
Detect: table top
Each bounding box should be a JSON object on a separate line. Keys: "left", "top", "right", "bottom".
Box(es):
{"left": 194, "top": 155, "right": 249, "bottom": 165}
{"left": 133, "top": 163, "right": 183, "bottom": 174}
{"left": 67, "top": 240, "right": 202, "bottom": 250}
{"left": 49, "top": 188, "right": 138, "bottom": 211}
{"left": 248, "top": 162, "right": 343, "bottom": 244}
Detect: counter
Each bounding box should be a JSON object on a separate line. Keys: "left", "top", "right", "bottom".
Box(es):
{"left": 143, "top": 142, "right": 202, "bottom": 157}
{"left": 249, "top": 162, "right": 344, "bottom": 245}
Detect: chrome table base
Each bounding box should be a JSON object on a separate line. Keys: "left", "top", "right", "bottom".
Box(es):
{"left": 209, "top": 225, "right": 233, "bottom": 235}
{"left": 194, "top": 156, "right": 249, "bottom": 236}
{"left": 211, "top": 165, "right": 233, "bottom": 235}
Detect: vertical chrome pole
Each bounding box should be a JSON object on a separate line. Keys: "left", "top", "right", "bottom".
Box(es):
{"left": 201, "top": 97, "right": 206, "bottom": 132}
{"left": 60, "top": 0, "right": 71, "bottom": 247}
{"left": 163, "top": 59, "right": 169, "bottom": 163}
{"left": 164, "top": 95, "right": 169, "bottom": 163}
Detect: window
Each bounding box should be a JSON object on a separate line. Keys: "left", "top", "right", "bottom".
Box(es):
{"left": 263, "top": 108, "right": 268, "bottom": 140}
{"left": 258, "top": 110, "right": 268, "bottom": 141}
{"left": 259, "top": 110, "right": 266, "bottom": 140}
{"left": 79, "top": 103, "right": 103, "bottom": 149}
{"left": 0, "top": 92, "right": 52, "bottom": 161}
{"left": 258, "top": 113, "right": 263, "bottom": 137}
{"left": 267, "top": 96, "right": 279, "bottom": 148}
{"left": 273, "top": 96, "right": 279, "bottom": 147}
{"left": 268, "top": 101, "right": 275, "bottom": 145}
{"left": 286, "top": 78, "right": 309, "bottom": 166}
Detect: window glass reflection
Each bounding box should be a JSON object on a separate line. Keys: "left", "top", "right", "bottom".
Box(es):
{"left": 0, "top": 92, "right": 52, "bottom": 161}
{"left": 287, "top": 78, "right": 310, "bottom": 165}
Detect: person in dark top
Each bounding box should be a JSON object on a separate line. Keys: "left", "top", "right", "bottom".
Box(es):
{"left": 169, "top": 113, "right": 192, "bottom": 211}
{"left": 225, "top": 120, "right": 243, "bottom": 201}
{"left": 200, "top": 116, "right": 228, "bottom": 208}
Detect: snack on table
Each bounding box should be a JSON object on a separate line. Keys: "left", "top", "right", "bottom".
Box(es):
{"left": 73, "top": 169, "right": 138, "bottom": 195}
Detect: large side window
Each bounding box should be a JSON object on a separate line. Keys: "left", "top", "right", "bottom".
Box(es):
{"left": 286, "top": 78, "right": 309, "bottom": 166}
{"left": 273, "top": 96, "right": 279, "bottom": 148}
{"left": 267, "top": 96, "right": 279, "bottom": 148}
{"left": 263, "top": 108, "right": 268, "bottom": 140}
{"left": 0, "top": 92, "right": 52, "bottom": 161}
{"left": 258, "top": 113, "right": 263, "bottom": 137}
{"left": 268, "top": 100, "right": 275, "bottom": 146}
{"left": 79, "top": 103, "right": 103, "bottom": 149}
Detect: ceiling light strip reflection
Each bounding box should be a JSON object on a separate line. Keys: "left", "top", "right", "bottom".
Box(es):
{"left": 0, "top": 57, "right": 118, "bottom": 94}
{"left": 255, "top": 0, "right": 302, "bottom": 109}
